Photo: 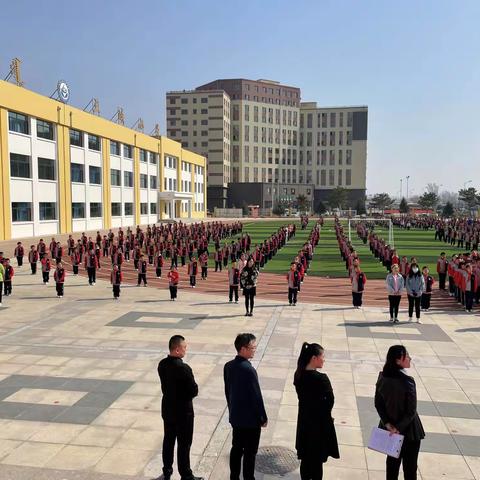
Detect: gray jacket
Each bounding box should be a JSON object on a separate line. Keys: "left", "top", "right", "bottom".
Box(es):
{"left": 405, "top": 274, "right": 425, "bottom": 297}
{"left": 386, "top": 273, "right": 404, "bottom": 295}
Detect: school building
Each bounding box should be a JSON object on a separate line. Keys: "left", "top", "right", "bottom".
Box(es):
{"left": 0, "top": 80, "right": 207, "bottom": 241}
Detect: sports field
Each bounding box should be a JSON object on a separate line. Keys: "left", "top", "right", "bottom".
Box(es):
{"left": 235, "top": 219, "right": 464, "bottom": 280}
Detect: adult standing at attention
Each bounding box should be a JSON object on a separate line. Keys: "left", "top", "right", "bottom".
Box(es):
{"left": 294, "top": 342, "right": 339, "bottom": 480}
{"left": 406, "top": 262, "right": 425, "bottom": 323}
{"left": 375, "top": 345, "right": 425, "bottom": 480}
{"left": 386, "top": 264, "right": 404, "bottom": 323}
{"left": 224, "top": 333, "right": 267, "bottom": 480}
{"left": 158, "top": 335, "right": 203, "bottom": 480}
{"left": 240, "top": 257, "right": 259, "bottom": 317}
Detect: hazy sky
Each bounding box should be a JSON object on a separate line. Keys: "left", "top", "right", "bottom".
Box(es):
{"left": 2, "top": 0, "right": 479, "bottom": 196}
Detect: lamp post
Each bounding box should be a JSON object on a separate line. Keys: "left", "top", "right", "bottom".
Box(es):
{"left": 406, "top": 176, "right": 410, "bottom": 202}
{"left": 400, "top": 178, "right": 403, "bottom": 199}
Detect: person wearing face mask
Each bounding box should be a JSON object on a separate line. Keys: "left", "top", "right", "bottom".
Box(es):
{"left": 406, "top": 263, "right": 425, "bottom": 323}
{"left": 240, "top": 257, "right": 259, "bottom": 316}
{"left": 386, "top": 264, "right": 405, "bottom": 323}
{"left": 375, "top": 345, "right": 425, "bottom": 480}
{"left": 294, "top": 343, "right": 339, "bottom": 479}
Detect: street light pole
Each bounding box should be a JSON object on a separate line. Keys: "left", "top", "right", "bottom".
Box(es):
{"left": 406, "top": 176, "right": 410, "bottom": 202}
{"left": 400, "top": 178, "right": 403, "bottom": 199}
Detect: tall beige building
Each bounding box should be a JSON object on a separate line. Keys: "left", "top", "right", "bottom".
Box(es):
{"left": 166, "top": 78, "right": 368, "bottom": 211}
{"left": 166, "top": 89, "right": 230, "bottom": 208}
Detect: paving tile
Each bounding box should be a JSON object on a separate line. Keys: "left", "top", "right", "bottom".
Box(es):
{"left": 2, "top": 441, "right": 64, "bottom": 467}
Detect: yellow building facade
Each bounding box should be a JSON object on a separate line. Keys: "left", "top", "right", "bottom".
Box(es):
{"left": 0, "top": 80, "right": 207, "bottom": 241}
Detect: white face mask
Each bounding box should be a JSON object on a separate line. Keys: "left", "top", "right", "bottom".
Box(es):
{"left": 412, "top": 267, "right": 419, "bottom": 273}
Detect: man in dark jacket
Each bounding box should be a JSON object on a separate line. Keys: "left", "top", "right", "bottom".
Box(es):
{"left": 158, "top": 335, "right": 203, "bottom": 480}
{"left": 224, "top": 333, "right": 267, "bottom": 480}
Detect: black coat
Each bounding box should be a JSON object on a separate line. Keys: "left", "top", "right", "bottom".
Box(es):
{"left": 294, "top": 370, "right": 339, "bottom": 461}
{"left": 158, "top": 356, "right": 198, "bottom": 421}
{"left": 375, "top": 370, "right": 425, "bottom": 441}
{"left": 224, "top": 356, "right": 267, "bottom": 428}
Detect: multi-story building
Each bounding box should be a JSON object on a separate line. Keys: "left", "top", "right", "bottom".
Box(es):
{"left": 166, "top": 89, "right": 230, "bottom": 209}
{"left": 299, "top": 102, "right": 368, "bottom": 208}
{"left": 166, "top": 78, "right": 367, "bottom": 211}
{"left": 0, "top": 80, "right": 206, "bottom": 241}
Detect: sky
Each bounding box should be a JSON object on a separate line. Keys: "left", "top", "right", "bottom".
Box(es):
{"left": 1, "top": 0, "right": 479, "bottom": 197}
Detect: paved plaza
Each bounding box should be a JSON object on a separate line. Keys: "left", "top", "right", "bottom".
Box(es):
{"left": 0, "top": 268, "right": 479, "bottom": 479}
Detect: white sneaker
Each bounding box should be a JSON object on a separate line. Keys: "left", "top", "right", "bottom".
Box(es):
{"left": 416, "top": 318, "right": 422, "bottom": 324}
{"left": 408, "top": 317, "right": 413, "bottom": 322}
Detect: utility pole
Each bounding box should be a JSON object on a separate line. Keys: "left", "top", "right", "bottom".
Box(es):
{"left": 406, "top": 176, "right": 410, "bottom": 202}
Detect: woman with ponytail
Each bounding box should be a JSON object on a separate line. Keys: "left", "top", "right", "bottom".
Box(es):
{"left": 294, "top": 342, "right": 339, "bottom": 479}
{"left": 375, "top": 345, "right": 425, "bottom": 480}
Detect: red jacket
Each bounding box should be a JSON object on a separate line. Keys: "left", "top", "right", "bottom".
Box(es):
{"left": 168, "top": 270, "right": 179, "bottom": 286}
{"left": 111, "top": 270, "right": 123, "bottom": 285}
{"left": 54, "top": 268, "right": 66, "bottom": 283}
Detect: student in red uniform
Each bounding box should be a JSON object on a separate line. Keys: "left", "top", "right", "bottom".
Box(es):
{"left": 155, "top": 252, "right": 164, "bottom": 278}
{"left": 71, "top": 249, "right": 81, "bottom": 275}
{"left": 228, "top": 260, "right": 240, "bottom": 303}
{"left": 111, "top": 264, "right": 123, "bottom": 300}
{"left": 167, "top": 265, "right": 179, "bottom": 301}
{"left": 3, "top": 259, "right": 14, "bottom": 296}
{"left": 14, "top": 242, "right": 24, "bottom": 267}
{"left": 421, "top": 266, "right": 435, "bottom": 311}
{"left": 399, "top": 256, "right": 409, "bottom": 280}
{"left": 200, "top": 251, "right": 208, "bottom": 280}
{"left": 214, "top": 248, "right": 223, "bottom": 272}
{"left": 41, "top": 256, "right": 52, "bottom": 284}
{"left": 436, "top": 252, "right": 448, "bottom": 290}
{"left": 351, "top": 265, "right": 367, "bottom": 308}
{"left": 54, "top": 262, "right": 66, "bottom": 298}
{"left": 85, "top": 249, "right": 99, "bottom": 285}
{"left": 286, "top": 262, "right": 300, "bottom": 306}
{"left": 188, "top": 256, "right": 198, "bottom": 288}
{"left": 463, "top": 263, "right": 477, "bottom": 313}
{"left": 137, "top": 255, "right": 148, "bottom": 286}
{"left": 28, "top": 245, "right": 39, "bottom": 274}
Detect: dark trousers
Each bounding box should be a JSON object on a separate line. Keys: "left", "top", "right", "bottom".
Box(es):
{"left": 421, "top": 293, "right": 431, "bottom": 309}
{"left": 113, "top": 285, "right": 120, "bottom": 298}
{"left": 438, "top": 272, "right": 446, "bottom": 289}
{"left": 300, "top": 456, "right": 324, "bottom": 480}
{"left": 244, "top": 290, "right": 255, "bottom": 313}
{"left": 386, "top": 439, "right": 420, "bottom": 480}
{"left": 138, "top": 273, "right": 147, "bottom": 285}
{"left": 162, "top": 416, "right": 194, "bottom": 479}
{"left": 201, "top": 266, "right": 207, "bottom": 279}
{"left": 449, "top": 276, "right": 455, "bottom": 294}
{"left": 352, "top": 291, "right": 363, "bottom": 307}
{"left": 16, "top": 256, "right": 23, "bottom": 267}
{"left": 408, "top": 295, "right": 421, "bottom": 319}
{"left": 215, "top": 261, "right": 222, "bottom": 272}
{"left": 229, "top": 285, "right": 239, "bottom": 302}
{"left": 73, "top": 265, "right": 79, "bottom": 275}
{"left": 465, "top": 290, "right": 474, "bottom": 311}
{"left": 230, "top": 426, "right": 261, "bottom": 480}
{"left": 0, "top": 282, "right": 2, "bottom": 303}
{"left": 288, "top": 287, "right": 298, "bottom": 305}
{"left": 156, "top": 267, "right": 162, "bottom": 278}
{"left": 87, "top": 267, "right": 96, "bottom": 284}
{"left": 56, "top": 283, "right": 64, "bottom": 297}
{"left": 190, "top": 275, "right": 196, "bottom": 287}
{"left": 4, "top": 281, "right": 12, "bottom": 296}
{"left": 30, "top": 262, "right": 37, "bottom": 274}
{"left": 169, "top": 285, "right": 178, "bottom": 300}
{"left": 388, "top": 295, "right": 401, "bottom": 319}
{"left": 42, "top": 271, "right": 50, "bottom": 283}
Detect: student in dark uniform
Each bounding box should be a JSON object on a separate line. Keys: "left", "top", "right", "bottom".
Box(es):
{"left": 167, "top": 266, "right": 179, "bottom": 301}
{"left": 41, "top": 256, "right": 52, "bottom": 284}
{"left": 421, "top": 266, "right": 434, "bottom": 311}
{"left": 14, "top": 242, "right": 24, "bottom": 267}
{"left": 137, "top": 255, "right": 148, "bottom": 286}
{"left": 85, "top": 249, "right": 99, "bottom": 286}
{"left": 158, "top": 335, "right": 203, "bottom": 480}
{"left": 28, "top": 245, "right": 39, "bottom": 274}
{"left": 228, "top": 261, "right": 240, "bottom": 303}
{"left": 375, "top": 345, "right": 425, "bottom": 480}
{"left": 294, "top": 343, "right": 339, "bottom": 480}
{"left": 54, "top": 262, "right": 66, "bottom": 298}
{"left": 188, "top": 256, "right": 198, "bottom": 288}
{"left": 224, "top": 333, "right": 267, "bottom": 480}
{"left": 111, "top": 264, "right": 122, "bottom": 300}
{"left": 3, "top": 259, "right": 14, "bottom": 296}
{"left": 155, "top": 251, "right": 164, "bottom": 278}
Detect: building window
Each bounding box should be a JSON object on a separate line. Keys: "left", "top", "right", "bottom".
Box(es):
{"left": 111, "top": 202, "right": 122, "bottom": 217}
{"left": 140, "top": 173, "right": 148, "bottom": 189}
{"left": 8, "top": 112, "right": 29, "bottom": 135}
{"left": 39, "top": 202, "right": 57, "bottom": 221}
{"left": 329, "top": 169, "right": 335, "bottom": 186}
{"left": 89, "top": 166, "right": 102, "bottom": 185}
{"left": 330, "top": 112, "right": 336, "bottom": 128}
{"left": 70, "top": 129, "right": 83, "bottom": 147}
{"left": 150, "top": 202, "right": 157, "bottom": 214}
{"left": 10, "top": 153, "right": 31, "bottom": 178}
{"left": 124, "top": 171, "right": 133, "bottom": 187}
{"left": 329, "top": 151, "right": 335, "bottom": 166}
{"left": 346, "top": 169, "right": 352, "bottom": 186}
{"left": 181, "top": 98, "right": 188, "bottom": 104}
{"left": 110, "top": 141, "right": 120, "bottom": 156}
{"left": 321, "top": 170, "right": 326, "bottom": 186}
{"left": 346, "top": 131, "right": 352, "bottom": 145}
{"left": 71, "top": 163, "right": 85, "bottom": 183}
{"left": 338, "top": 169, "right": 343, "bottom": 186}
{"left": 88, "top": 134, "right": 101, "bottom": 151}
{"left": 149, "top": 152, "right": 157, "bottom": 164}
{"left": 124, "top": 202, "right": 133, "bottom": 216}
{"left": 12, "top": 202, "right": 32, "bottom": 222}
{"left": 140, "top": 203, "right": 148, "bottom": 215}
{"left": 150, "top": 175, "right": 157, "bottom": 189}
{"left": 111, "top": 169, "right": 121, "bottom": 186}
{"left": 346, "top": 149, "right": 352, "bottom": 165}
{"left": 90, "top": 202, "right": 102, "bottom": 218}
{"left": 139, "top": 149, "right": 147, "bottom": 162}
{"left": 38, "top": 157, "right": 56, "bottom": 180}
{"left": 36, "top": 120, "right": 54, "bottom": 140}
{"left": 123, "top": 144, "right": 133, "bottom": 158}
{"left": 201, "top": 97, "right": 208, "bottom": 103}
{"left": 347, "top": 112, "right": 353, "bottom": 127}
{"left": 72, "top": 202, "right": 85, "bottom": 219}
